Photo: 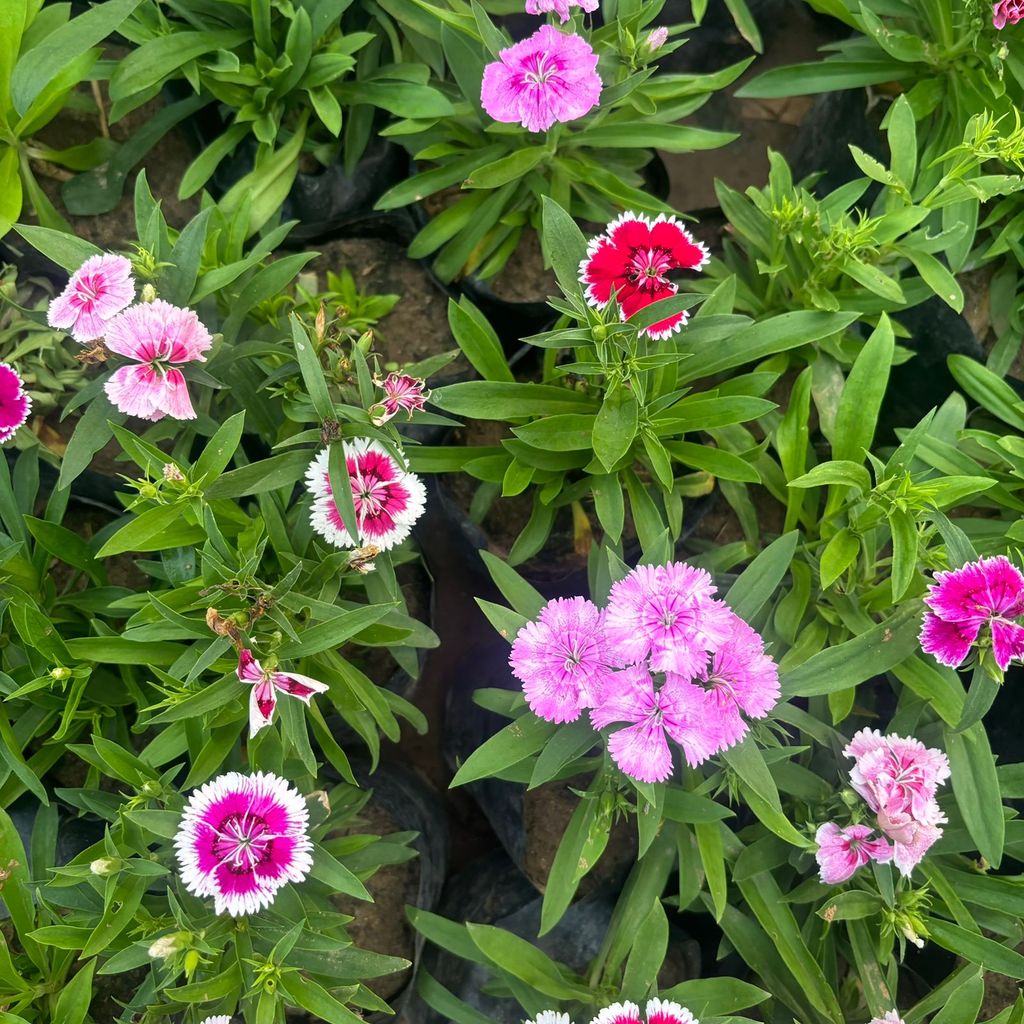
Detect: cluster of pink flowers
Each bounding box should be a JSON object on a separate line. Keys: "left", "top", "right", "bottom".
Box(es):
{"left": 816, "top": 730, "right": 950, "bottom": 883}
{"left": 994, "top": 0, "right": 1023, "bottom": 28}
{"left": 0, "top": 363, "right": 31, "bottom": 444}
{"left": 305, "top": 439, "right": 426, "bottom": 552}
{"left": 175, "top": 771, "right": 313, "bottom": 917}
{"left": 481, "top": 24, "right": 601, "bottom": 132}
{"left": 47, "top": 254, "right": 211, "bottom": 421}
{"left": 528, "top": 999, "right": 698, "bottom": 1024}
{"left": 919, "top": 555, "right": 1024, "bottom": 673}
{"left": 579, "top": 213, "right": 710, "bottom": 339}
{"left": 509, "top": 561, "right": 780, "bottom": 783}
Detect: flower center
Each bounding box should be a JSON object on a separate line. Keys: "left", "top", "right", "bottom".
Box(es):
{"left": 524, "top": 54, "right": 555, "bottom": 85}
{"left": 212, "top": 812, "right": 274, "bottom": 872}
{"left": 626, "top": 247, "right": 674, "bottom": 293}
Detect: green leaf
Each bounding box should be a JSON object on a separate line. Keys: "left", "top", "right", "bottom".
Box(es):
{"left": 725, "top": 530, "right": 798, "bottom": 620}
{"left": 193, "top": 411, "right": 245, "bottom": 482}
{"left": 695, "top": 821, "right": 727, "bottom": 921}
{"left": 204, "top": 450, "right": 311, "bottom": 498}
{"left": 464, "top": 147, "right": 547, "bottom": 189}
{"left": 448, "top": 298, "right": 513, "bottom": 383}
{"left": 832, "top": 313, "right": 894, "bottom": 465}
{"left": 277, "top": 604, "right": 395, "bottom": 658}
{"left": 292, "top": 315, "right": 335, "bottom": 422}
{"left": 593, "top": 385, "right": 639, "bottom": 471}
{"left": 736, "top": 59, "right": 909, "bottom": 98}
{"left": 928, "top": 920, "right": 1024, "bottom": 978}
{"left": 14, "top": 223, "right": 102, "bottom": 272}
{"left": 479, "top": 550, "right": 545, "bottom": 618}
{"left": 450, "top": 714, "right": 554, "bottom": 787}
{"left": 310, "top": 844, "right": 371, "bottom": 900}
{"left": 820, "top": 527, "right": 860, "bottom": 589}
{"left": 431, "top": 381, "right": 598, "bottom": 419}
{"left": 945, "top": 723, "right": 1004, "bottom": 867}
{"left": 948, "top": 353, "right": 1024, "bottom": 432}
{"left": 466, "top": 923, "right": 591, "bottom": 1000}
{"left": 541, "top": 195, "right": 588, "bottom": 299}
{"left": 816, "top": 890, "right": 883, "bottom": 922}
{"left": 97, "top": 503, "right": 195, "bottom": 557}
{"left": 660, "top": 977, "right": 770, "bottom": 1016}
{"left": 52, "top": 958, "right": 95, "bottom": 1024}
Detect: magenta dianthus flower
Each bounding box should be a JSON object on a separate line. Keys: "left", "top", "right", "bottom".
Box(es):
{"left": 844, "top": 729, "right": 950, "bottom": 875}
{"left": 524, "top": 0, "right": 598, "bottom": 22}
{"left": 590, "top": 665, "right": 719, "bottom": 782}
{"left": 0, "top": 364, "right": 31, "bottom": 444}
{"left": 103, "top": 299, "right": 212, "bottom": 421}
{"left": 604, "top": 562, "right": 732, "bottom": 677}
{"left": 370, "top": 372, "right": 429, "bottom": 426}
{"left": 994, "top": 0, "right": 1024, "bottom": 27}
{"left": 237, "top": 650, "right": 329, "bottom": 738}
{"left": 814, "top": 822, "right": 892, "bottom": 885}
{"left": 481, "top": 25, "right": 601, "bottom": 133}
{"left": 588, "top": 1000, "right": 697, "bottom": 1024}
{"left": 47, "top": 253, "right": 135, "bottom": 342}
{"left": 174, "top": 771, "right": 313, "bottom": 917}
{"left": 305, "top": 440, "right": 426, "bottom": 552}
{"left": 920, "top": 555, "right": 1024, "bottom": 671}
{"left": 510, "top": 596, "right": 613, "bottom": 723}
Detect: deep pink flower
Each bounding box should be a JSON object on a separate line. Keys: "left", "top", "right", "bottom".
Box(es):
{"left": 528, "top": 1014, "right": 572, "bottom": 1024}
{"left": 0, "top": 364, "right": 31, "bottom": 444}
{"left": 237, "top": 650, "right": 329, "bottom": 738}
{"left": 579, "top": 213, "right": 709, "bottom": 339}
{"left": 691, "top": 610, "right": 780, "bottom": 752}
{"left": 481, "top": 25, "right": 601, "bottom": 133}
{"left": 370, "top": 372, "right": 429, "bottom": 426}
{"left": 510, "top": 597, "right": 614, "bottom": 723}
{"left": 174, "top": 771, "right": 313, "bottom": 916}
{"left": 47, "top": 254, "right": 135, "bottom": 343}
{"left": 102, "top": 300, "right": 212, "bottom": 421}
{"left": 604, "top": 562, "right": 733, "bottom": 677}
{"left": 588, "top": 1001, "right": 697, "bottom": 1024}
{"left": 920, "top": 555, "right": 1024, "bottom": 671}
{"left": 845, "top": 729, "right": 950, "bottom": 875}
{"left": 994, "top": 0, "right": 1024, "bottom": 28}
{"left": 590, "top": 665, "right": 720, "bottom": 781}
{"left": 524, "top": 0, "right": 598, "bottom": 22}
{"left": 305, "top": 439, "right": 426, "bottom": 552}
{"left": 814, "top": 822, "right": 893, "bottom": 885}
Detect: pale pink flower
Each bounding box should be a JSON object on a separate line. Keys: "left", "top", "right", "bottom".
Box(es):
{"left": 590, "top": 665, "right": 720, "bottom": 781}
{"left": 480, "top": 25, "right": 602, "bottom": 133}
{"left": 305, "top": 440, "right": 426, "bottom": 552}
{"left": 103, "top": 300, "right": 212, "bottom": 421}
{"left": 524, "top": 0, "right": 598, "bottom": 23}
{"left": 870, "top": 1014, "right": 907, "bottom": 1024}
{"left": 47, "top": 253, "right": 135, "bottom": 342}
{"left": 579, "top": 213, "right": 709, "bottom": 339}
{"left": 994, "top": 0, "right": 1024, "bottom": 28}
{"left": 510, "top": 596, "right": 614, "bottom": 723}
{"left": 604, "top": 562, "right": 733, "bottom": 676}
{"left": 0, "top": 364, "right": 31, "bottom": 444}
{"left": 920, "top": 555, "right": 1024, "bottom": 671}
{"left": 237, "top": 650, "right": 329, "bottom": 738}
{"left": 814, "top": 822, "right": 892, "bottom": 885}
{"left": 845, "top": 729, "right": 950, "bottom": 875}
{"left": 174, "top": 771, "right": 313, "bottom": 916}
{"left": 370, "top": 372, "right": 429, "bottom": 426}
{"left": 692, "top": 611, "right": 780, "bottom": 752}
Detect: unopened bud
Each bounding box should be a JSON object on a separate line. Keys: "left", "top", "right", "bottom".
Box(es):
{"left": 645, "top": 26, "right": 669, "bottom": 53}
{"left": 315, "top": 303, "right": 327, "bottom": 343}
{"left": 840, "top": 788, "right": 859, "bottom": 807}
{"left": 90, "top": 857, "right": 118, "bottom": 876}
{"left": 50, "top": 666, "right": 72, "bottom": 681}
{"left": 592, "top": 324, "right": 607, "bottom": 341}
{"left": 141, "top": 283, "right": 157, "bottom": 303}
{"left": 163, "top": 463, "right": 185, "bottom": 482}
{"left": 184, "top": 948, "right": 201, "bottom": 977}
{"left": 148, "top": 932, "right": 188, "bottom": 958}
{"left": 140, "top": 780, "right": 161, "bottom": 797}
{"left": 357, "top": 330, "right": 374, "bottom": 354}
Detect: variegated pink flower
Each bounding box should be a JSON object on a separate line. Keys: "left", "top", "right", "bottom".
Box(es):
{"left": 47, "top": 253, "right": 135, "bottom": 342}
{"left": 237, "top": 650, "right": 329, "bottom": 738}
{"left": 370, "top": 372, "right": 429, "bottom": 426}
{"left": 815, "top": 822, "right": 892, "bottom": 885}
{"left": 994, "top": 0, "right": 1023, "bottom": 28}
{"left": 174, "top": 771, "right": 313, "bottom": 916}
{"left": 0, "top": 364, "right": 31, "bottom": 444}
{"left": 588, "top": 1001, "right": 697, "bottom": 1024}
{"left": 920, "top": 555, "right": 1024, "bottom": 671}
{"left": 103, "top": 299, "right": 212, "bottom": 421}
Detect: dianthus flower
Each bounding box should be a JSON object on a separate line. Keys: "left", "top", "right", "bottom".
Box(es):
{"left": 870, "top": 1014, "right": 907, "bottom": 1024}
{"left": 528, "top": 1014, "right": 573, "bottom": 1024}
{"left": 994, "top": 0, "right": 1023, "bottom": 28}
{"left": 0, "top": 364, "right": 31, "bottom": 443}
{"left": 692, "top": 611, "right": 780, "bottom": 751}
{"left": 175, "top": 771, "right": 313, "bottom": 916}
{"left": 481, "top": 25, "right": 601, "bottom": 133}
{"left": 524, "top": 0, "right": 598, "bottom": 22}
{"left": 590, "top": 665, "right": 719, "bottom": 781}
{"left": 920, "top": 555, "right": 1024, "bottom": 671}
{"left": 510, "top": 596, "right": 614, "bottom": 723}
{"left": 370, "top": 372, "right": 429, "bottom": 426}
{"left": 844, "top": 729, "right": 950, "bottom": 875}
{"left": 199, "top": 1018, "right": 233, "bottom": 1024}
{"left": 237, "top": 650, "right": 329, "bottom": 738}
{"left": 814, "top": 822, "right": 893, "bottom": 885}
{"left": 47, "top": 253, "right": 135, "bottom": 342}
{"left": 305, "top": 439, "right": 426, "bottom": 551}
{"left": 589, "top": 1000, "right": 698, "bottom": 1024}
{"left": 103, "top": 299, "right": 212, "bottom": 420}
{"left": 604, "top": 562, "right": 733, "bottom": 677}
{"left": 579, "top": 213, "right": 709, "bottom": 339}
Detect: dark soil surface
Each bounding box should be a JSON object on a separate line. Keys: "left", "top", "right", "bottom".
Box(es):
{"left": 489, "top": 229, "right": 559, "bottom": 304}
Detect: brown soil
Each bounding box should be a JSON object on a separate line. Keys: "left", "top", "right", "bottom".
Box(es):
{"left": 488, "top": 228, "right": 559, "bottom": 304}
{"left": 307, "top": 238, "right": 462, "bottom": 373}
{"left": 329, "top": 799, "right": 418, "bottom": 1000}
{"left": 982, "top": 966, "right": 1022, "bottom": 1017}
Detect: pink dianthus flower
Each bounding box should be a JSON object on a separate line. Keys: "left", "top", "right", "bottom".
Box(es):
{"left": 588, "top": 1000, "right": 698, "bottom": 1024}
{"left": 47, "top": 253, "right": 135, "bottom": 343}
{"left": 0, "top": 364, "right": 31, "bottom": 444}
{"left": 510, "top": 596, "right": 614, "bottom": 723}
{"left": 870, "top": 1014, "right": 907, "bottom": 1024}
{"left": 103, "top": 299, "right": 212, "bottom": 421}
{"left": 994, "top": 0, "right": 1024, "bottom": 28}
{"left": 814, "top": 822, "right": 892, "bottom": 885}
{"left": 370, "top": 372, "right": 429, "bottom": 426}
{"left": 920, "top": 555, "right": 1024, "bottom": 671}
{"left": 590, "top": 665, "right": 719, "bottom": 781}
{"left": 524, "top": 0, "right": 598, "bottom": 22}
{"left": 481, "top": 25, "right": 601, "bottom": 133}
{"left": 237, "top": 650, "right": 329, "bottom": 738}
{"left": 604, "top": 562, "right": 733, "bottom": 677}
{"left": 844, "top": 729, "right": 950, "bottom": 875}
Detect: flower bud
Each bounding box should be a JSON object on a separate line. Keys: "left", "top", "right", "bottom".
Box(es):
{"left": 148, "top": 932, "right": 188, "bottom": 959}
{"left": 141, "top": 283, "right": 157, "bottom": 303}
{"left": 162, "top": 463, "right": 185, "bottom": 483}
{"left": 90, "top": 857, "right": 119, "bottom": 876}
{"left": 50, "top": 666, "right": 72, "bottom": 681}
{"left": 840, "top": 787, "right": 860, "bottom": 807}
{"left": 592, "top": 324, "right": 607, "bottom": 341}
{"left": 140, "top": 780, "right": 161, "bottom": 797}
{"left": 138, "top": 483, "right": 158, "bottom": 499}
{"left": 184, "top": 948, "right": 201, "bottom": 977}
{"left": 645, "top": 26, "right": 669, "bottom": 53}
